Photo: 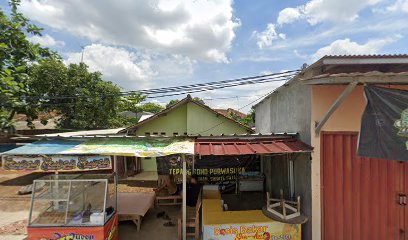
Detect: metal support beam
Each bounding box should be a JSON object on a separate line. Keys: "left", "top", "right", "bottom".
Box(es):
{"left": 315, "top": 81, "right": 358, "bottom": 136}
{"left": 113, "top": 155, "right": 118, "bottom": 173}
{"left": 182, "top": 155, "right": 187, "bottom": 240}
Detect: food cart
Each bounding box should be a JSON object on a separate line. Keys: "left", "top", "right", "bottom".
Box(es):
{"left": 27, "top": 173, "right": 117, "bottom": 240}
{"left": 1, "top": 136, "right": 196, "bottom": 239}
{"left": 192, "top": 136, "right": 312, "bottom": 240}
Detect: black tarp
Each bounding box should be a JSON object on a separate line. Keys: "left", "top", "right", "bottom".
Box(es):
{"left": 358, "top": 86, "right": 408, "bottom": 161}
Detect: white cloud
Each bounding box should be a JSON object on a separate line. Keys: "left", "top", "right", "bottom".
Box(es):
{"left": 27, "top": 34, "right": 65, "bottom": 47}
{"left": 277, "top": 7, "right": 303, "bottom": 25}
{"left": 19, "top": 0, "right": 240, "bottom": 63}
{"left": 276, "top": 0, "right": 382, "bottom": 26}
{"left": 387, "top": 0, "right": 408, "bottom": 12}
{"left": 253, "top": 24, "right": 286, "bottom": 49}
{"left": 311, "top": 36, "right": 400, "bottom": 61}
{"left": 65, "top": 44, "right": 194, "bottom": 90}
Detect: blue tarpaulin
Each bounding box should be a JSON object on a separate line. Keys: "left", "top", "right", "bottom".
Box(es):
{"left": 0, "top": 144, "right": 17, "bottom": 153}
{"left": 2, "top": 139, "right": 86, "bottom": 155}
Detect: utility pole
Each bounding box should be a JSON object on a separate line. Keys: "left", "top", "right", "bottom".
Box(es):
{"left": 80, "top": 45, "right": 85, "bottom": 63}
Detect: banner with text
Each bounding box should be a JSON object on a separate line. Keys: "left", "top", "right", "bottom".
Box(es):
{"left": 203, "top": 222, "right": 300, "bottom": 240}
{"left": 156, "top": 154, "right": 260, "bottom": 184}
{"left": 3, "top": 155, "right": 112, "bottom": 172}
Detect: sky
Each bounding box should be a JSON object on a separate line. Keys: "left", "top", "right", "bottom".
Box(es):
{"left": 2, "top": 0, "right": 408, "bottom": 113}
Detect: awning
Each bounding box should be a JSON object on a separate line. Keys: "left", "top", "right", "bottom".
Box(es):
{"left": 61, "top": 138, "right": 194, "bottom": 157}
{"left": 2, "top": 137, "right": 194, "bottom": 157}
{"left": 3, "top": 139, "right": 86, "bottom": 155}
{"left": 194, "top": 138, "right": 312, "bottom": 156}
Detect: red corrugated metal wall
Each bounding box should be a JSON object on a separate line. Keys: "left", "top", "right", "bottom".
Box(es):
{"left": 321, "top": 132, "right": 407, "bottom": 240}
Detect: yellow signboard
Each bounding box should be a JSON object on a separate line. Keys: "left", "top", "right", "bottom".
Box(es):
{"left": 204, "top": 222, "right": 300, "bottom": 240}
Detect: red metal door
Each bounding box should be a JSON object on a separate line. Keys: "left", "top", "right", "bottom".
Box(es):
{"left": 321, "top": 132, "right": 406, "bottom": 240}
{"left": 404, "top": 162, "right": 408, "bottom": 239}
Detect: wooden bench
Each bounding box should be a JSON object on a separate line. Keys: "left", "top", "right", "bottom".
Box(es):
{"left": 118, "top": 192, "right": 155, "bottom": 231}
{"left": 155, "top": 195, "right": 182, "bottom": 206}
{"left": 118, "top": 214, "right": 142, "bottom": 231}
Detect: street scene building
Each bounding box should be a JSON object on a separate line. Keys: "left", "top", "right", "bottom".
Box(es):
{"left": 1, "top": 1, "right": 408, "bottom": 240}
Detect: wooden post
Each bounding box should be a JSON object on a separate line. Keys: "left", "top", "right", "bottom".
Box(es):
{"left": 182, "top": 154, "right": 187, "bottom": 240}
{"left": 315, "top": 81, "right": 358, "bottom": 136}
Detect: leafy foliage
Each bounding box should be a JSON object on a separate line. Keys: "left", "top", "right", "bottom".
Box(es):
{"left": 29, "top": 60, "right": 129, "bottom": 129}
{"left": 166, "top": 97, "right": 204, "bottom": 108}
{"left": 0, "top": 0, "right": 57, "bottom": 131}
{"left": 166, "top": 99, "right": 179, "bottom": 108}
{"left": 142, "top": 102, "right": 164, "bottom": 113}
{"left": 228, "top": 106, "right": 255, "bottom": 127}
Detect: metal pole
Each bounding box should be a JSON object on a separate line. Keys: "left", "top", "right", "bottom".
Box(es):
{"left": 113, "top": 156, "right": 117, "bottom": 173}
{"left": 182, "top": 154, "right": 187, "bottom": 240}
{"left": 288, "top": 154, "right": 294, "bottom": 199}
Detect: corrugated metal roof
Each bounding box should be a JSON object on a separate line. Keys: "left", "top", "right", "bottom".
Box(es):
{"left": 321, "top": 54, "right": 408, "bottom": 59}
{"left": 195, "top": 138, "right": 312, "bottom": 156}
{"left": 304, "top": 71, "right": 408, "bottom": 80}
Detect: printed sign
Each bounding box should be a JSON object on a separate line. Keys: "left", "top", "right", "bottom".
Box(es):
{"left": 3, "top": 155, "right": 112, "bottom": 172}
{"left": 358, "top": 86, "right": 408, "bottom": 161}
{"left": 156, "top": 154, "right": 260, "bottom": 185}
{"left": 49, "top": 232, "right": 95, "bottom": 240}
{"left": 204, "top": 222, "right": 300, "bottom": 240}
{"left": 27, "top": 213, "right": 118, "bottom": 240}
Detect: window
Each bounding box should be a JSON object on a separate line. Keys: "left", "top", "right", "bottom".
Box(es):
{"left": 145, "top": 132, "right": 150, "bottom": 136}
{"left": 161, "top": 132, "right": 166, "bottom": 135}
{"left": 153, "top": 132, "right": 158, "bottom": 135}
{"left": 173, "top": 132, "right": 178, "bottom": 136}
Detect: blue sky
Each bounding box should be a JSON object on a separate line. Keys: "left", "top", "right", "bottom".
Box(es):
{"left": 2, "top": 0, "right": 408, "bottom": 112}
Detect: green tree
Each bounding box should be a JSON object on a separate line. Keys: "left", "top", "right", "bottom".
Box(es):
{"left": 119, "top": 93, "right": 146, "bottom": 113}
{"left": 228, "top": 106, "right": 255, "bottom": 127}
{"left": 166, "top": 97, "right": 204, "bottom": 108}
{"left": 166, "top": 99, "right": 179, "bottom": 108}
{"left": 29, "top": 60, "right": 125, "bottom": 129}
{"left": 142, "top": 102, "right": 164, "bottom": 113}
{"left": 0, "top": 0, "right": 56, "bottom": 131}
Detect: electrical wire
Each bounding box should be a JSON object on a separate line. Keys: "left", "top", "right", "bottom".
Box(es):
{"left": 191, "top": 88, "right": 277, "bottom": 135}
{"left": 18, "top": 70, "right": 299, "bottom": 101}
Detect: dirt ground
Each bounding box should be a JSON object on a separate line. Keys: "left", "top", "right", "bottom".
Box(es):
{"left": 119, "top": 205, "right": 180, "bottom": 240}
{"left": 0, "top": 170, "right": 177, "bottom": 239}
{"left": 0, "top": 170, "right": 46, "bottom": 239}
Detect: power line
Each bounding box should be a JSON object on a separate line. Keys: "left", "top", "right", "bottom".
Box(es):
{"left": 125, "top": 70, "right": 299, "bottom": 95}
{"left": 192, "top": 89, "right": 276, "bottom": 135}
{"left": 20, "top": 70, "right": 299, "bottom": 101}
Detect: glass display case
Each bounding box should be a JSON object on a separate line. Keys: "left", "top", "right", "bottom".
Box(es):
{"left": 28, "top": 173, "right": 117, "bottom": 227}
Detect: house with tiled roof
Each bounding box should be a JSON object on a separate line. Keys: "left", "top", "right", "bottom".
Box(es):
{"left": 118, "top": 95, "right": 254, "bottom": 173}
{"left": 120, "top": 95, "right": 253, "bottom": 137}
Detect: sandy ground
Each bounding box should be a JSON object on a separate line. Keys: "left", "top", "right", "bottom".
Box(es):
{"left": 0, "top": 170, "right": 174, "bottom": 239}
{"left": 0, "top": 170, "right": 44, "bottom": 239}
{"left": 119, "top": 205, "right": 180, "bottom": 240}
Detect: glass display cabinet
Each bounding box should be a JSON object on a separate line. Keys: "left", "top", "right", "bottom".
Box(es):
{"left": 27, "top": 173, "right": 118, "bottom": 240}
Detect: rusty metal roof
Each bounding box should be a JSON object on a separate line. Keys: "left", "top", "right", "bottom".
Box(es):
{"left": 306, "top": 71, "right": 408, "bottom": 79}
{"left": 320, "top": 54, "right": 408, "bottom": 59}
{"left": 195, "top": 138, "right": 312, "bottom": 155}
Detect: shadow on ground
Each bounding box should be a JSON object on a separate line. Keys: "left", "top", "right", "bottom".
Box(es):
{"left": 119, "top": 205, "right": 180, "bottom": 240}
{"left": 0, "top": 172, "right": 47, "bottom": 186}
